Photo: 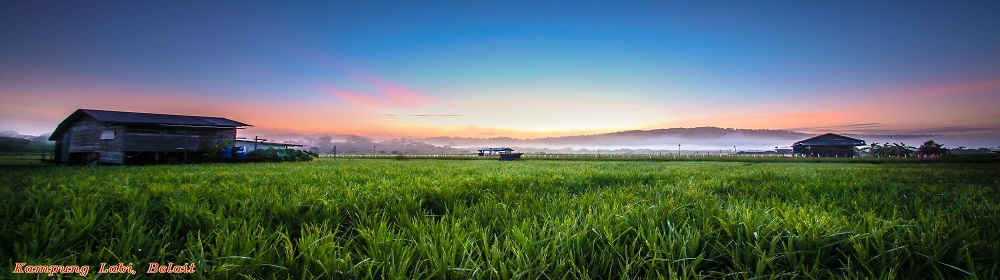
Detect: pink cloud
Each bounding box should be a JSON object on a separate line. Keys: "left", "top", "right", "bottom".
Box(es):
{"left": 322, "top": 84, "right": 429, "bottom": 109}
{"left": 319, "top": 74, "right": 431, "bottom": 109}
{"left": 324, "top": 89, "right": 393, "bottom": 108}
{"left": 295, "top": 52, "right": 433, "bottom": 109}
{"left": 356, "top": 75, "right": 431, "bottom": 105}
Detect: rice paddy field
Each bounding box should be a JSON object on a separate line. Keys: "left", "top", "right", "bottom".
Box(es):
{"left": 2, "top": 158, "right": 999, "bottom": 279}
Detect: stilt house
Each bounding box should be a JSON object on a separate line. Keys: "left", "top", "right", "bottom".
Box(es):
{"left": 48, "top": 109, "right": 250, "bottom": 164}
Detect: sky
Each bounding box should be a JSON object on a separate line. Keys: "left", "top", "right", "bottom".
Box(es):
{"left": 2, "top": 1, "right": 999, "bottom": 144}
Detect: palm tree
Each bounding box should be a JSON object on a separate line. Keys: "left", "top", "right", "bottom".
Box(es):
{"left": 861, "top": 142, "right": 916, "bottom": 157}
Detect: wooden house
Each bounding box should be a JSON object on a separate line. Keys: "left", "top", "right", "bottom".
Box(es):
{"left": 48, "top": 109, "right": 250, "bottom": 164}
{"left": 792, "top": 133, "right": 866, "bottom": 157}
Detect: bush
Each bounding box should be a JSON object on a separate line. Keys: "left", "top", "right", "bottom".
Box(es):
{"left": 247, "top": 148, "right": 316, "bottom": 162}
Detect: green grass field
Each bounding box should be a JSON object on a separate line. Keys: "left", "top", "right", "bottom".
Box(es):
{"left": 2, "top": 158, "right": 999, "bottom": 279}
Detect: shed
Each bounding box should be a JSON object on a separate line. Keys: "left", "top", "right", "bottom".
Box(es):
{"left": 792, "top": 133, "right": 866, "bottom": 157}
{"left": 477, "top": 147, "right": 514, "bottom": 156}
{"left": 477, "top": 147, "right": 523, "bottom": 160}
{"left": 48, "top": 109, "right": 250, "bottom": 164}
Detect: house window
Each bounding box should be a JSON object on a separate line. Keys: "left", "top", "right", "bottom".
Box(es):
{"left": 100, "top": 130, "right": 115, "bottom": 140}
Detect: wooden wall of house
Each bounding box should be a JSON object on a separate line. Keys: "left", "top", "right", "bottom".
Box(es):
{"left": 61, "top": 116, "right": 126, "bottom": 163}
{"left": 55, "top": 134, "right": 67, "bottom": 163}
{"left": 123, "top": 127, "right": 235, "bottom": 152}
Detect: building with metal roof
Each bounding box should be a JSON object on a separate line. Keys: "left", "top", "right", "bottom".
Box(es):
{"left": 49, "top": 109, "right": 250, "bottom": 164}
{"left": 792, "top": 133, "right": 866, "bottom": 157}
{"left": 476, "top": 147, "right": 523, "bottom": 160}
{"left": 477, "top": 147, "right": 514, "bottom": 155}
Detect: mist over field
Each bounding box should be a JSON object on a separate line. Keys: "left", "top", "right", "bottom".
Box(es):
{"left": 250, "top": 127, "right": 995, "bottom": 154}
{"left": 4, "top": 125, "right": 995, "bottom": 155}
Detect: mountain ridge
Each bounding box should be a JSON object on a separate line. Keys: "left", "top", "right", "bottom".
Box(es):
{"left": 418, "top": 127, "right": 935, "bottom": 150}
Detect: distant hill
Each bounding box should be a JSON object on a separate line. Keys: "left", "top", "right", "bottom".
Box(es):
{"left": 0, "top": 131, "right": 56, "bottom": 153}
{"left": 422, "top": 127, "right": 938, "bottom": 151}
{"left": 0, "top": 136, "right": 36, "bottom": 152}
{"left": 423, "top": 127, "right": 809, "bottom": 150}
{"left": 262, "top": 127, "right": 950, "bottom": 153}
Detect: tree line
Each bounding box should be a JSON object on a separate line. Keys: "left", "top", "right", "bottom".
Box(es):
{"left": 861, "top": 140, "right": 949, "bottom": 157}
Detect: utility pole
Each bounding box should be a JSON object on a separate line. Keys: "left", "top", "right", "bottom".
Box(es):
{"left": 254, "top": 136, "right": 268, "bottom": 151}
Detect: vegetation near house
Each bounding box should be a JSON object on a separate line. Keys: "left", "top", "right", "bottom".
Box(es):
{"left": 246, "top": 148, "right": 316, "bottom": 162}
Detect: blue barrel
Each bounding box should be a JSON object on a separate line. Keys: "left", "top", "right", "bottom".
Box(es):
{"left": 234, "top": 147, "right": 247, "bottom": 159}
{"left": 220, "top": 147, "right": 234, "bottom": 159}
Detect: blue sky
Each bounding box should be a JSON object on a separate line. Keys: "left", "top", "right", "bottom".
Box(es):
{"left": 2, "top": 1, "right": 999, "bottom": 143}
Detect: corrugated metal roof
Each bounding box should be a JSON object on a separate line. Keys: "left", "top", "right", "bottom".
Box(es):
{"left": 234, "top": 140, "right": 304, "bottom": 147}
{"left": 478, "top": 147, "right": 514, "bottom": 151}
{"left": 81, "top": 109, "right": 250, "bottom": 127}
{"left": 50, "top": 109, "right": 250, "bottom": 140}
{"left": 793, "top": 133, "right": 865, "bottom": 146}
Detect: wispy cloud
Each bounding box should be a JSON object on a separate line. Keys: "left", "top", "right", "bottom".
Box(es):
{"left": 906, "top": 126, "right": 1000, "bottom": 135}
{"left": 786, "top": 123, "right": 891, "bottom": 134}
{"left": 702, "top": 110, "right": 853, "bottom": 130}
{"left": 382, "top": 113, "right": 462, "bottom": 118}
{"left": 355, "top": 75, "right": 431, "bottom": 105}
{"left": 802, "top": 126, "right": 1000, "bottom": 136}
{"left": 323, "top": 83, "right": 430, "bottom": 109}
{"left": 805, "top": 123, "right": 883, "bottom": 130}
{"left": 301, "top": 52, "right": 433, "bottom": 110}
{"left": 833, "top": 81, "right": 1000, "bottom": 101}
{"left": 901, "top": 80, "right": 1000, "bottom": 98}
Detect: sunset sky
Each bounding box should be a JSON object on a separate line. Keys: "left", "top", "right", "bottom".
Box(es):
{"left": 2, "top": 1, "right": 999, "bottom": 142}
